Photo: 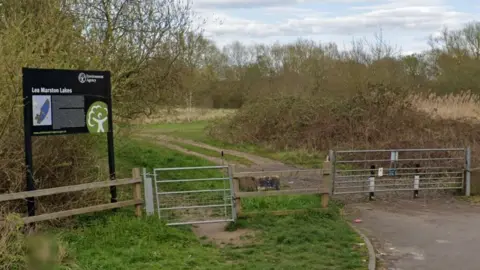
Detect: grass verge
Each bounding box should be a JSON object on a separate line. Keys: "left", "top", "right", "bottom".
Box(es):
{"left": 226, "top": 203, "right": 368, "bottom": 269}
{"left": 59, "top": 211, "right": 230, "bottom": 270}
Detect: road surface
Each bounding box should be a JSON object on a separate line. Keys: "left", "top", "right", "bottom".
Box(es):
{"left": 346, "top": 198, "right": 480, "bottom": 270}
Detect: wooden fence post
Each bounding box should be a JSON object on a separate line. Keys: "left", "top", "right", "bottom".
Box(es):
{"left": 321, "top": 159, "right": 331, "bottom": 208}
{"left": 231, "top": 165, "right": 242, "bottom": 217}
{"left": 132, "top": 168, "right": 142, "bottom": 217}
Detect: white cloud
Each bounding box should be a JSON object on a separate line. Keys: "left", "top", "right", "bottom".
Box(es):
{"left": 194, "top": 0, "right": 377, "bottom": 9}
{"left": 195, "top": 0, "right": 479, "bottom": 52}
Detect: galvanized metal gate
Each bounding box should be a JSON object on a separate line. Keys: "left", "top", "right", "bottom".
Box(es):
{"left": 142, "top": 165, "right": 236, "bottom": 226}
{"left": 330, "top": 148, "right": 471, "bottom": 197}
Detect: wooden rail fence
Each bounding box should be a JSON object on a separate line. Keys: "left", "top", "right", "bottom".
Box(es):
{"left": 232, "top": 161, "right": 332, "bottom": 217}
{"left": 0, "top": 168, "right": 143, "bottom": 224}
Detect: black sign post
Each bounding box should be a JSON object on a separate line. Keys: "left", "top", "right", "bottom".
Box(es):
{"left": 22, "top": 68, "right": 116, "bottom": 216}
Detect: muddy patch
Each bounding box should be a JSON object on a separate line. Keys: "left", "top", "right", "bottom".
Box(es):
{"left": 192, "top": 222, "right": 257, "bottom": 247}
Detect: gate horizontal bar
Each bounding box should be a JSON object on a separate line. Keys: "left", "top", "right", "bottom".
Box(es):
{"left": 334, "top": 177, "right": 464, "bottom": 185}
{"left": 335, "top": 166, "right": 460, "bottom": 173}
{"left": 167, "top": 219, "right": 234, "bottom": 226}
{"left": 236, "top": 188, "right": 326, "bottom": 198}
{"left": 336, "top": 157, "right": 464, "bottom": 164}
{"left": 155, "top": 177, "right": 229, "bottom": 183}
{"left": 157, "top": 188, "right": 231, "bottom": 195}
{"left": 335, "top": 172, "right": 464, "bottom": 179}
{"left": 234, "top": 169, "right": 322, "bottom": 176}
{"left": 335, "top": 178, "right": 463, "bottom": 185}
{"left": 154, "top": 165, "right": 228, "bottom": 172}
{"left": 334, "top": 186, "right": 462, "bottom": 194}
{"left": 335, "top": 182, "right": 462, "bottom": 189}
{"left": 160, "top": 204, "right": 232, "bottom": 211}
{"left": 335, "top": 148, "right": 465, "bottom": 153}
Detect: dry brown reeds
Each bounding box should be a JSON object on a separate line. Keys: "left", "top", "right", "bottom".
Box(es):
{"left": 409, "top": 91, "right": 480, "bottom": 121}
{"left": 129, "top": 108, "right": 237, "bottom": 124}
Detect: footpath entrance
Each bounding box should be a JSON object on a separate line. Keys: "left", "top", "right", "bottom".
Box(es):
{"left": 142, "top": 165, "right": 236, "bottom": 226}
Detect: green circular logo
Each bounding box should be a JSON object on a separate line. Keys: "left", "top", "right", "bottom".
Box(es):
{"left": 86, "top": 101, "right": 109, "bottom": 133}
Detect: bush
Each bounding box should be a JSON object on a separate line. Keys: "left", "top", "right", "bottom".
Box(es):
{"left": 209, "top": 84, "right": 480, "bottom": 161}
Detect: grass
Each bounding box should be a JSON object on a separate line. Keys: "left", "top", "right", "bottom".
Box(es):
{"left": 225, "top": 210, "right": 368, "bottom": 270}
{"left": 59, "top": 211, "right": 230, "bottom": 270}
{"left": 96, "top": 134, "right": 222, "bottom": 179}
{"left": 46, "top": 134, "right": 368, "bottom": 270}
{"left": 56, "top": 205, "right": 368, "bottom": 270}
{"left": 241, "top": 195, "right": 325, "bottom": 212}
{"left": 138, "top": 121, "right": 325, "bottom": 168}
{"left": 170, "top": 141, "right": 254, "bottom": 166}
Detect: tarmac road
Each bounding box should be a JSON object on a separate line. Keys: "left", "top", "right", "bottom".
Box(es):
{"left": 346, "top": 198, "right": 480, "bottom": 270}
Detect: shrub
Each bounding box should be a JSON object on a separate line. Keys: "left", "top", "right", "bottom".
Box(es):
{"left": 209, "top": 84, "right": 480, "bottom": 162}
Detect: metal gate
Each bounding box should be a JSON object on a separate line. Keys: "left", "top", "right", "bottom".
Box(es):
{"left": 142, "top": 165, "right": 236, "bottom": 226}
{"left": 330, "top": 148, "right": 471, "bottom": 196}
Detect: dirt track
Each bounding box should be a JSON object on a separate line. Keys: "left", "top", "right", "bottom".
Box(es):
{"left": 136, "top": 133, "right": 324, "bottom": 190}
{"left": 346, "top": 198, "right": 480, "bottom": 270}
{"left": 136, "top": 133, "right": 291, "bottom": 171}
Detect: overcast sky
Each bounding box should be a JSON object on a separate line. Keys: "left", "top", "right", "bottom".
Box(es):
{"left": 192, "top": 0, "right": 480, "bottom": 54}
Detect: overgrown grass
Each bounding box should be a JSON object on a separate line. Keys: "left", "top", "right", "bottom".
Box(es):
{"left": 139, "top": 121, "right": 324, "bottom": 167}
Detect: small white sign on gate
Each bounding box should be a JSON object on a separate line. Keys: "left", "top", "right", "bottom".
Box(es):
{"left": 378, "top": 167, "right": 384, "bottom": 177}
{"left": 390, "top": 151, "right": 399, "bottom": 161}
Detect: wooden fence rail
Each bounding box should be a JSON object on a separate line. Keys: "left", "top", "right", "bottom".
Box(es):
{"left": 0, "top": 168, "right": 143, "bottom": 224}
{"left": 231, "top": 161, "right": 332, "bottom": 217}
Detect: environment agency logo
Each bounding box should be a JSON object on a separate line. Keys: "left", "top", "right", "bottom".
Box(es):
{"left": 78, "top": 72, "right": 87, "bottom": 83}
{"left": 87, "top": 101, "right": 108, "bottom": 133}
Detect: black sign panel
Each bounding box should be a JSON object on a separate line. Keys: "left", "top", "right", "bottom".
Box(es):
{"left": 22, "top": 67, "right": 117, "bottom": 218}
{"left": 22, "top": 68, "right": 112, "bottom": 136}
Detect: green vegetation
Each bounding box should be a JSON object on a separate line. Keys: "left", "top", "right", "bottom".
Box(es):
{"left": 113, "top": 136, "right": 221, "bottom": 178}
{"left": 48, "top": 136, "right": 366, "bottom": 270}
{"left": 242, "top": 194, "right": 325, "bottom": 212}
{"left": 140, "top": 121, "right": 324, "bottom": 167}
{"left": 226, "top": 211, "right": 368, "bottom": 270}
{"left": 61, "top": 211, "right": 229, "bottom": 270}
{"left": 9, "top": 1, "right": 480, "bottom": 270}
{"left": 55, "top": 206, "right": 367, "bottom": 270}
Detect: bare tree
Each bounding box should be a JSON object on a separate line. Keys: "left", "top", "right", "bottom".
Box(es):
{"left": 69, "top": 0, "right": 197, "bottom": 118}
